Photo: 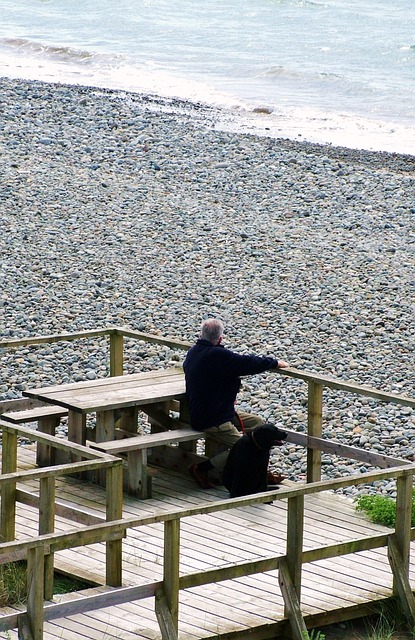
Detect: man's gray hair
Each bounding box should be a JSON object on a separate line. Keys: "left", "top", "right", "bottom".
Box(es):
{"left": 200, "top": 318, "right": 224, "bottom": 344}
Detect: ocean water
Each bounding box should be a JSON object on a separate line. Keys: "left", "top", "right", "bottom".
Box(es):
{"left": 1, "top": 0, "right": 414, "bottom": 154}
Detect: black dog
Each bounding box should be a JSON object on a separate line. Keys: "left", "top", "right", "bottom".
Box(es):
{"left": 223, "top": 423, "right": 287, "bottom": 498}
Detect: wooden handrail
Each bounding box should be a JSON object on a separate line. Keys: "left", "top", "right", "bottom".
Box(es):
{"left": 0, "top": 326, "right": 415, "bottom": 638}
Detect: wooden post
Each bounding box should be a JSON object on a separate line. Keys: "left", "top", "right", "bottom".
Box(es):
{"left": 285, "top": 495, "right": 304, "bottom": 608}
{"left": 36, "top": 416, "right": 59, "bottom": 466}
{"left": 105, "top": 462, "right": 123, "bottom": 587}
{"left": 307, "top": 381, "right": 323, "bottom": 483}
{"left": 39, "top": 476, "right": 56, "bottom": 601}
{"left": 394, "top": 473, "right": 413, "bottom": 581}
{"left": 67, "top": 411, "right": 87, "bottom": 464}
{"left": 26, "top": 543, "right": 45, "bottom": 640}
{"left": 278, "top": 558, "right": 308, "bottom": 640}
{"left": 96, "top": 410, "right": 116, "bottom": 443}
{"left": 0, "top": 428, "right": 17, "bottom": 542}
{"left": 163, "top": 519, "right": 180, "bottom": 634}
{"left": 110, "top": 332, "right": 124, "bottom": 377}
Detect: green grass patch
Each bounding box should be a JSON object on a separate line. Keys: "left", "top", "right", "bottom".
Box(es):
{"left": 355, "top": 490, "right": 415, "bottom": 528}
{"left": 0, "top": 561, "right": 91, "bottom": 607}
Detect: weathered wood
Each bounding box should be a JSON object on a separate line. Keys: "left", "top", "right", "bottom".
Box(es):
{"left": 155, "top": 588, "right": 179, "bottom": 640}
{"left": 387, "top": 535, "right": 415, "bottom": 626}
{"left": 1, "top": 442, "right": 415, "bottom": 640}
{"left": 0, "top": 458, "right": 117, "bottom": 487}
{"left": 0, "top": 398, "right": 44, "bottom": 416}
{"left": 116, "top": 327, "right": 191, "bottom": 351}
{"left": 37, "top": 415, "right": 61, "bottom": 466}
{"left": 105, "top": 462, "right": 123, "bottom": 587}
{"left": 18, "top": 615, "right": 34, "bottom": 640}
{"left": 26, "top": 544, "right": 44, "bottom": 640}
{"left": 286, "top": 495, "right": 304, "bottom": 604}
{"left": 127, "top": 448, "right": 149, "bottom": 497}
{"left": 301, "top": 532, "right": 390, "bottom": 564}
{"left": 16, "top": 488, "right": 105, "bottom": 526}
{"left": 92, "top": 428, "right": 201, "bottom": 454}
{"left": 0, "top": 327, "right": 111, "bottom": 349}
{"left": 39, "top": 476, "right": 55, "bottom": 600}
{"left": 1, "top": 405, "right": 68, "bottom": 423}
{"left": 23, "top": 369, "right": 185, "bottom": 413}
{"left": 307, "top": 381, "right": 323, "bottom": 483}
{"left": 46, "top": 581, "right": 162, "bottom": 621}
{"left": 92, "top": 428, "right": 203, "bottom": 497}
{"left": 142, "top": 403, "right": 174, "bottom": 430}
{"left": 0, "top": 421, "right": 110, "bottom": 460}
{"left": 110, "top": 332, "right": 124, "bottom": 377}
{"left": 179, "top": 556, "right": 280, "bottom": 589}
{"left": 278, "top": 367, "right": 415, "bottom": 409}
{"left": 286, "top": 430, "right": 409, "bottom": 468}
{"left": 67, "top": 411, "right": 87, "bottom": 466}
{"left": 278, "top": 557, "right": 308, "bottom": 640}
{"left": 115, "top": 405, "right": 138, "bottom": 434}
{"left": 0, "top": 429, "right": 17, "bottom": 542}
{"left": 163, "top": 519, "right": 180, "bottom": 634}
{"left": 393, "top": 473, "right": 413, "bottom": 595}
{"left": 1, "top": 406, "right": 66, "bottom": 468}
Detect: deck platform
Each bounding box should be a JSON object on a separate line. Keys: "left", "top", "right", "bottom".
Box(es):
{"left": 2, "top": 443, "right": 414, "bottom": 640}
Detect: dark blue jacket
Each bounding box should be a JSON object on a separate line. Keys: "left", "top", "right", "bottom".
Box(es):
{"left": 183, "top": 339, "right": 279, "bottom": 430}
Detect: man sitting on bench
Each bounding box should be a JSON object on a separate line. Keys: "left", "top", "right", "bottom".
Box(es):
{"left": 183, "top": 318, "right": 289, "bottom": 489}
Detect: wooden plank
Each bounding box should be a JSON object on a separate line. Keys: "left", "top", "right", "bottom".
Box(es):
{"left": 23, "top": 368, "right": 184, "bottom": 399}
{"left": 279, "top": 366, "right": 415, "bottom": 409}
{"left": 16, "top": 488, "right": 105, "bottom": 526}
{"left": 1, "top": 406, "right": 68, "bottom": 423}
{"left": 92, "top": 429, "right": 200, "bottom": 454}
{"left": 0, "top": 459, "right": 117, "bottom": 489}
{"left": 116, "top": 328, "right": 190, "bottom": 351}
{"left": 0, "top": 397, "right": 43, "bottom": 413}
{"left": 387, "top": 535, "right": 415, "bottom": 625}
{"left": 0, "top": 327, "right": 110, "bottom": 349}
{"left": 286, "top": 429, "right": 409, "bottom": 468}
{"left": 278, "top": 558, "right": 308, "bottom": 640}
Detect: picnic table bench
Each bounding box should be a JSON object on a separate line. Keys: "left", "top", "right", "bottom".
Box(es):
{"left": 0, "top": 400, "right": 69, "bottom": 466}
{"left": 91, "top": 427, "right": 205, "bottom": 498}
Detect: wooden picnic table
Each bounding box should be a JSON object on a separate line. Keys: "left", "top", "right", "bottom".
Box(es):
{"left": 23, "top": 368, "right": 187, "bottom": 451}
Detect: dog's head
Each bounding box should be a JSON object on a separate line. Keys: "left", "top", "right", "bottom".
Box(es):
{"left": 251, "top": 423, "right": 287, "bottom": 450}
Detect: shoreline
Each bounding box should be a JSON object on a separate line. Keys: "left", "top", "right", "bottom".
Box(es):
{"left": 2, "top": 74, "right": 415, "bottom": 162}
{"left": 1, "top": 75, "right": 414, "bottom": 495}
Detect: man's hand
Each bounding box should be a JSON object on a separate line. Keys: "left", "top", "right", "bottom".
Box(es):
{"left": 277, "top": 360, "right": 289, "bottom": 368}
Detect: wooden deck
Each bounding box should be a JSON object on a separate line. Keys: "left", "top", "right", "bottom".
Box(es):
{"left": 2, "top": 444, "right": 414, "bottom": 640}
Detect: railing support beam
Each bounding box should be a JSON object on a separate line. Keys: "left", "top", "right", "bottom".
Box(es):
{"left": 307, "top": 381, "right": 323, "bottom": 483}
{"left": 0, "top": 429, "right": 17, "bottom": 542}
{"left": 156, "top": 519, "right": 180, "bottom": 639}
{"left": 39, "top": 476, "right": 56, "bottom": 601}
{"left": 106, "top": 462, "right": 123, "bottom": 587}
{"left": 110, "top": 332, "right": 124, "bottom": 377}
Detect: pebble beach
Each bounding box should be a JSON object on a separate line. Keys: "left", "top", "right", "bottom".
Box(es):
{"left": 1, "top": 76, "right": 414, "bottom": 499}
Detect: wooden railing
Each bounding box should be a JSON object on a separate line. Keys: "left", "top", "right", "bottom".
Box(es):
{"left": 0, "top": 444, "right": 414, "bottom": 640}
{"left": 0, "top": 327, "right": 415, "bottom": 639}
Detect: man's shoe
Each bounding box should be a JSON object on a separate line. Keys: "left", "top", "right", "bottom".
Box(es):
{"left": 189, "top": 464, "right": 215, "bottom": 489}
{"left": 267, "top": 471, "right": 285, "bottom": 485}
